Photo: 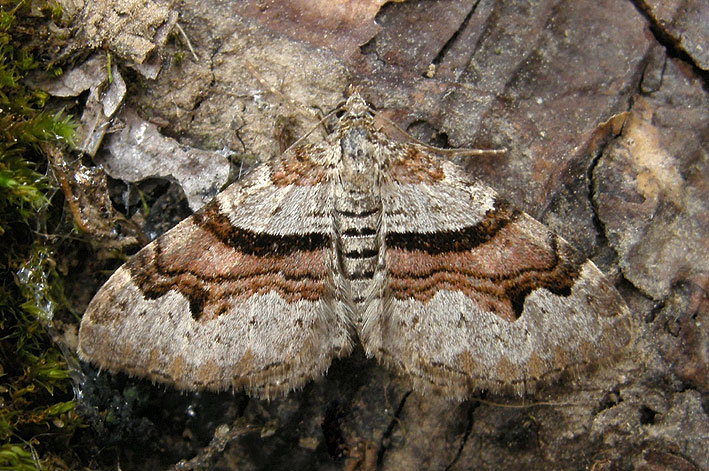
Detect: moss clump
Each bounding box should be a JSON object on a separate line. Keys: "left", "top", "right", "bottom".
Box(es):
{"left": 0, "top": 1, "right": 80, "bottom": 469}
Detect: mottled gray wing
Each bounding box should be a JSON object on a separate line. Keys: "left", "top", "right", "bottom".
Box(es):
{"left": 78, "top": 146, "right": 352, "bottom": 398}
{"left": 360, "top": 146, "right": 634, "bottom": 399}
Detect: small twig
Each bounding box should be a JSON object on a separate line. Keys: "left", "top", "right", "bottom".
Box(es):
{"left": 176, "top": 23, "right": 199, "bottom": 61}
{"left": 473, "top": 397, "right": 583, "bottom": 408}
{"left": 106, "top": 51, "right": 113, "bottom": 84}
{"left": 171, "top": 423, "right": 258, "bottom": 471}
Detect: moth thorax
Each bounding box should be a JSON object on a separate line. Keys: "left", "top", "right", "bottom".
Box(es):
{"left": 339, "top": 126, "right": 379, "bottom": 186}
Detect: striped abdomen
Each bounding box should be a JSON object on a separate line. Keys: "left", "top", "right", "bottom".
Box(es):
{"left": 334, "top": 192, "right": 383, "bottom": 309}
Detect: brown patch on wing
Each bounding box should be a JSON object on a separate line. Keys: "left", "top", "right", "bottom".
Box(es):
{"left": 456, "top": 350, "right": 481, "bottom": 376}
{"left": 386, "top": 216, "right": 585, "bottom": 322}
{"left": 235, "top": 349, "right": 254, "bottom": 372}
{"left": 494, "top": 356, "right": 517, "bottom": 384}
{"left": 147, "top": 348, "right": 161, "bottom": 372}
{"left": 196, "top": 360, "right": 219, "bottom": 386}
{"left": 167, "top": 355, "right": 186, "bottom": 381}
{"left": 129, "top": 201, "right": 331, "bottom": 321}
{"left": 386, "top": 146, "right": 445, "bottom": 184}
{"left": 525, "top": 352, "right": 546, "bottom": 380}
{"left": 270, "top": 147, "right": 330, "bottom": 187}
{"left": 553, "top": 347, "right": 569, "bottom": 369}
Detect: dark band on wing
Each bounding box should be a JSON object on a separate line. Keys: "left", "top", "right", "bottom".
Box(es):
{"left": 388, "top": 234, "right": 583, "bottom": 320}
{"left": 385, "top": 199, "right": 518, "bottom": 253}
{"left": 194, "top": 200, "right": 330, "bottom": 256}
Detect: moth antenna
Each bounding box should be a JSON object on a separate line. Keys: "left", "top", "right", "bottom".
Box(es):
{"left": 376, "top": 112, "right": 507, "bottom": 158}
{"left": 278, "top": 107, "right": 340, "bottom": 154}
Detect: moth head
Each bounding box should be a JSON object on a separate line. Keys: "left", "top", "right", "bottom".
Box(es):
{"left": 339, "top": 90, "right": 375, "bottom": 125}
{"left": 343, "top": 92, "right": 370, "bottom": 116}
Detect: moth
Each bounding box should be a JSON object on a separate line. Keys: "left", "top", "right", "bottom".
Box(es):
{"left": 78, "top": 92, "right": 633, "bottom": 400}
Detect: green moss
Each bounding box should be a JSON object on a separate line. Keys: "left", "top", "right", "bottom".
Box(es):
{"left": 0, "top": 1, "right": 81, "bottom": 469}
{"left": 173, "top": 50, "right": 185, "bottom": 65}
{"left": 0, "top": 444, "right": 40, "bottom": 471}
